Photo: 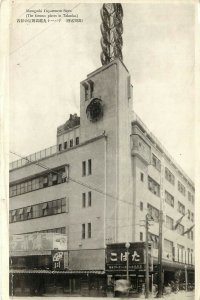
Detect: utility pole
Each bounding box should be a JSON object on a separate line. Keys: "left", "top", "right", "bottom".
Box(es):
{"left": 125, "top": 242, "right": 130, "bottom": 282}
{"left": 145, "top": 214, "right": 149, "bottom": 299}
{"left": 185, "top": 265, "right": 188, "bottom": 292}
{"left": 157, "top": 210, "right": 163, "bottom": 298}
{"left": 157, "top": 158, "right": 164, "bottom": 298}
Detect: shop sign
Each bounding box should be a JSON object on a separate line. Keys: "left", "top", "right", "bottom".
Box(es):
{"left": 106, "top": 242, "right": 145, "bottom": 271}
{"left": 52, "top": 250, "right": 69, "bottom": 270}
{"left": 10, "top": 233, "right": 68, "bottom": 252}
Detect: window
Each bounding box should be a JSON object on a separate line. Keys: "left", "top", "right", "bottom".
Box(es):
{"left": 178, "top": 201, "right": 185, "bottom": 215}
{"left": 178, "top": 181, "right": 186, "bottom": 196}
{"left": 191, "top": 195, "right": 194, "bottom": 204}
{"left": 152, "top": 154, "right": 161, "bottom": 172}
{"left": 88, "top": 191, "right": 92, "bottom": 207}
{"left": 165, "top": 167, "right": 175, "bottom": 185}
{"left": 76, "top": 137, "right": 79, "bottom": 145}
{"left": 191, "top": 231, "right": 193, "bottom": 240}
{"left": 164, "top": 239, "right": 173, "bottom": 255}
{"left": 187, "top": 248, "right": 190, "bottom": 264}
{"left": 64, "top": 141, "right": 67, "bottom": 149}
{"left": 89, "top": 80, "right": 94, "bottom": 98}
{"left": 84, "top": 83, "right": 89, "bottom": 101}
{"left": 188, "top": 191, "right": 192, "bottom": 201}
{"left": 82, "top": 161, "right": 86, "bottom": 176}
{"left": 82, "top": 224, "right": 85, "bottom": 239}
{"left": 88, "top": 159, "right": 92, "bottom": 175}
{"left": 10, "top": 185, "right": 17, "bottom": 197}
{"left": 140, "top": 202, "right": 143, "bottom": 211}
{"left": 42, "top": 202, "right": 48, "bottom": 216}
{"left": 165, "top": 191, "right": 174, "bottom": 207}
{"left": 165, "top": 216, "right": 174, "bottom": 230}
{"left": 32, "top": 205, "right": 40, "bottom": 219}
{"left": 191, "top": 212, "right": 194, "bottom": 222}
{"left": 88, "top": 223, "right": 91, "bottom": 238}
{"left": 148, "top": 176, "right": 160, "bottom": 196}
{"left": 82, "top": 193, "right": 86, "bottom": 208}
{"left": 70, "top": 139, "right": 73, "bottom": 147}
{"left": 59, "top": 144, "right": 62, "bottom": 151}
{"left": 26, "top": 206, "right": 32, "bottom": 219}
{"left": 19, "top": 208, "right": 24, "bottom": 221}
{"left": 188, "top": 210, "right": 191, "bottom": 220}
{"left": 147, "top": 204, "right": 159, "bottom": 222}
{"left": 176, "top": 224, "right": 184, "bottom": 235}
{"left": 177, "top": 244, "right": 184, "bottom": 262}
{"left": 148, "top": 233, "right": 159, "bottom": 249}
{"left": 140, "top": 172, "right": 144, "bottom": 182}
{"left": 11, "top": 210, "right": 17, "bottom": 222}
{"left": 140, "top": 232, "right": 143, "bottom": 241}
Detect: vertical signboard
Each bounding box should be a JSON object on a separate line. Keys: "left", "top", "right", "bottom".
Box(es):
{"left": 52, "top": 251, "right": 69, "bottom": 270}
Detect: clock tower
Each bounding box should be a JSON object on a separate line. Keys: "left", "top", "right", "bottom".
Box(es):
{"left": 79, "top": 4, "right": 134, "bottom": 243}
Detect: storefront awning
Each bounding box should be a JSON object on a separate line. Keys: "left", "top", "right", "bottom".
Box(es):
{"left": 153, "top": 257, "right": 194, "bottom": 272}
{"left": 9, "top": 269, "right": 105, "bottom": 275}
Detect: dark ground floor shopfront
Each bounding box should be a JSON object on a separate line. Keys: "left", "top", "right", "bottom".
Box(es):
{"left": 9, "top": 270, "right": 107, "bottom": 297}
{"left": 9, "top": 263, "right": 194, "bottom": 297}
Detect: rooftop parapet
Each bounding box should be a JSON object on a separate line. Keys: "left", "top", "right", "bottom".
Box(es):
{"left": 57, "top": 113, "right": 80, "bottom": 136}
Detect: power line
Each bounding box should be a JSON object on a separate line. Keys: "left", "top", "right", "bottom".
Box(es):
{"left": 10, "top": 150, "right": 135, "bottom": 207}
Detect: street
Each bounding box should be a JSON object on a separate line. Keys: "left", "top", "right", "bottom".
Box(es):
{"left": 10, "top": 291, "right": 195, "bottom": 300}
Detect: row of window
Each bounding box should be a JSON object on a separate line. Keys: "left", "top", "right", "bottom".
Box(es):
{"left": 141, "top": 174, "right": 194, "bottom": 220}
{"left": 144, "top": 203, "right": 194, "bottom": 238}
{"left": 9, "top": 198, "right": 67, "bottom": 223}
{"left": 82, "top": 159, "right": 92, "bottom": 176}
{"left": 141, "top": 171, "right": 194, "bottom": 204}
{"left": 165, "top": 168, "right": 194, "bottom": 201}
{"left": 141, "top": 234, "right": 193, "bottom": 263}
{"left": 58, "top": 137, "right": 79, "bottom": 152}
{"left": 82, "top": 223, "right": 91, "bottom": 239}
{"left": 82, "top": 192, "right": 92, "bottom": 208}
{"left": 10, "top": 166, "right": 68, "bottom": 198}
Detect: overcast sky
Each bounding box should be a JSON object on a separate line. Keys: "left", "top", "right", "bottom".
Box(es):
{"left": 10, "top": 1, "right": 195, "bottom": 180}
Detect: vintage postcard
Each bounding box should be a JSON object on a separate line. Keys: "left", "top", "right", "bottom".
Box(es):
{"left": 0, "top": 0, "right": 199, "bottom": 299}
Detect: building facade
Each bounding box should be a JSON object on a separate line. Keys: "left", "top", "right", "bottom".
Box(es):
{"left": 9, "top": 59, "right": 195, "bottom": 296}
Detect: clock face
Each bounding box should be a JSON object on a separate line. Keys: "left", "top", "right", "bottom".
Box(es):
{"left": 86, "top": 98, "right": 103, "bottom": 122}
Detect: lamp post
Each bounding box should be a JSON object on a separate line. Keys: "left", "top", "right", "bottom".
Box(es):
{"left": 125, "top": 242, "right": 130, "bottom": 281}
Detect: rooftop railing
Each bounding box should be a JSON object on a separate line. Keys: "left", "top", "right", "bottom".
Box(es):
{"left": 10, "top": 145, "right": 57, "bottom": 171}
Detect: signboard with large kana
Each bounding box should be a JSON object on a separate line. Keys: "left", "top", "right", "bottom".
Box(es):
{"left": 106, "top": 242, "right": 146, "bottom": 271}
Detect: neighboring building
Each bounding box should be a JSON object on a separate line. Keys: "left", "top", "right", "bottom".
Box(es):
{"left": 9, "top": 58, "right": 195, "bottom": 296}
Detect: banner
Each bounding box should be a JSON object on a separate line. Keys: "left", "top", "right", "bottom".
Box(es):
{"left": 10, "top": 233, "right": 68, "bottom": 252}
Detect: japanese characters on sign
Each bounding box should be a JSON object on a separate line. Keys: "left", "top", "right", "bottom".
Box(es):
{"left": 106, "top": 242, "right": 146, "bottom": 271}
{"left": 52, "top": 250, "right": 69, "bottom": 270}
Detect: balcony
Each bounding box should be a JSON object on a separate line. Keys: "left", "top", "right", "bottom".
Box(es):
{"left": 10, "top": 145, "right": 57, "bottom": 171}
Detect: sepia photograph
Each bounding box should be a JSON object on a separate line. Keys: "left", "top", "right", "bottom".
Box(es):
{"left": 7, "top": 1, "right": 196, "bottom": 299}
